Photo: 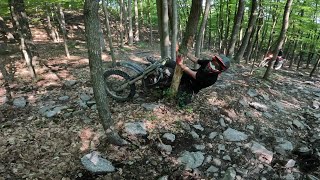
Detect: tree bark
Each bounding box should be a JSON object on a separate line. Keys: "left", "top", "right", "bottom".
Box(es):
{"left": 84, "top": 0, "right": 113, "bottom": 130}
{"left": 263, "top": 0, "right": 293, "bottom": 79}
{"left": 118, "top": 0, "right": 124, "bottom": 47}
{"left": 171, "top": 0, "right": 178, "bottom": 62}
{"left": 234, "top": 0, "right": 259, "bottom": 63}
{"left": 147, "top": 0, "right": 153, "bottom": 45}
{"left": 128, "top": 0, "right": 133, "bottom": 45}
{"left": 102, "top": 0, "right": 116, "bottom": 66}
{"left": 227, "top": 0, "right": 245, "bottom": 57}
{"left": 309, "top": 56, "right": 319, "bottom": 77}
{"left": 9, "top": 0, "right": 37, "bottom": 78}
{"left": 134, "top": 0, "right": 139, "bottom": 42}
{"left": 56, "top": 4, "right": 70, "bottom": 59}
{"left": 156, "top": 0, "right": 170, "bottom": 58}
{"left": 195, "top": 0, "right": 211, "bottom": 59}
{"left": 170, "top": 0, "right": 202, "bottom": 95}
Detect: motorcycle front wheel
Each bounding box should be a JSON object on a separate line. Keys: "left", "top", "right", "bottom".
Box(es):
{"left": 103, "top": 69, "right": 136, "bottom": 102}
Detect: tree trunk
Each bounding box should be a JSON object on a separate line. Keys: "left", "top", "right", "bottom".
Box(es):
{"left": 84, "top": 0, "right": 113, "bottom": 131}
{"left": 234, "top": 0, "right": 258, "bottom": 63}
{"left": 222, "top": 0, "right": 231, "bottom": 54}
{"left": 128, "top": 0, "right": 133, "bottom": 45}
{"left": 9, "top": 0, "right": 37, "bottom": 79}
{"left": 227, "top": 0, "right": 245, "bottom": 57}
{"left": 102, "top": 0, "right": 116, "bottom": 66}
{"left": 147, "top": 0, "right": 153, "bottom": 45}
{"left": 118, "top": 0, "right": 124, "bottom": 48}
{"left": 44, "top": 3, "right": 59, "bottom": 42}
{"left": 56, "top": 4, "right": 70, "bottom": 58}
{"left": 309, "top": 56, "right": 320, "bottom": 77}
{"left": 156, "top": 0, "right": 169, "bottom": 58}
{"left": 170, "top": 0, "right": 202, "bottom": 95}
{"left": 195, "top": 0, "right": 211, "bottom": 59}
{"left": 171, "top": 0, "right": 178, "bottom": 62}
{"left": 134, "top": 0, "right": 139, "bottom": 42}
{"left": 263, "top": 0, "right": 293, "bottom": 79}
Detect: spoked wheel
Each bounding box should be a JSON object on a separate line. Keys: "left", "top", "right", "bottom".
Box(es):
{"left": 103, "top": 69, "right": 136, "bottom": 102}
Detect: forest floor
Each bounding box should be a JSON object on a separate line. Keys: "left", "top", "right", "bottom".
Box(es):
{"left": 1, "top": 21, "right": 320, "bottom": 180}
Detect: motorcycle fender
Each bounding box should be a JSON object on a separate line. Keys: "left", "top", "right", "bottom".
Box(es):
{"left": 117, "top": 61, "right": 145, "bottom": 74}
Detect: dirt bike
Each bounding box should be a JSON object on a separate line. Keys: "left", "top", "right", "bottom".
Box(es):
{"left": 258, "top": 53, "right": 286, "bottom": 70}
{"left": 103, "top": 57, "right": 172, "bottom": 101}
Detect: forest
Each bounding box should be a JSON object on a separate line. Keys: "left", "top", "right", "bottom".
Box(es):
{"left": 0, "top": 0, "right": 320, "bottom": 179}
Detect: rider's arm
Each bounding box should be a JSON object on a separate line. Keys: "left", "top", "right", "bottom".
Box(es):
{"left": 179, "top": 64, "right": 197, "bottom": 79}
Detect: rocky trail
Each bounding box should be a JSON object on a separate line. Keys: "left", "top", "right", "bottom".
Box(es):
{"left": 1, "top": 26, "right": 320, "bottom": 180}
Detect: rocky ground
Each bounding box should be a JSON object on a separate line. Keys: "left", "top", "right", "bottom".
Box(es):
{"left": 1, "top": 25, "right": 320, "bottom": 180}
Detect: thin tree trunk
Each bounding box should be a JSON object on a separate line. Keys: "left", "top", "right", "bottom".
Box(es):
{"left": 170, "top": 0, "right": 202, "bottom": 95}
{"left": 44, "top": 3, "right": 58, "bottom": 42}
{"left": 128, "top": 0, "right": 133, "bottom": 45}
{"left": 56, "top": 4, "right": 70, "bottom": 58}
{"left": 9, "top": 0, "right": 37, "bottom": 78}
{"left": 234, "top": 0, "right": 259, "bottom": 63}
{"left": 119, "top": 0, "right": 124, "bottom": 47}
{"left": 102, "top": 0, "right": 116, "bottom": 66}
{"left": 223, "top": 0, "right": 231, "bottom": 54}
{"left": 195, "top": 0, "right": 211, "bottom": 59}
{"left": 263, "top": 0, "right": 293, "bottom": 79}
{"left": 171, "top": 0, "right": 178, "bottom": 62}
{"left": 134, "top": 0, "right": 139, "bottom": 42}
{"left": 84, "top": 0, "right": 113, "bottom": 131}
{"left": 227, "top": 0, "right": 245, "bottom": 57}
{"left": 147, "top": 0, "right": 153, "bottom": 45}
{"left": 309, "top": 56, "right": 320, "bottom": 77}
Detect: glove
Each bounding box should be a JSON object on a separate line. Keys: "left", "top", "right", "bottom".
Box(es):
{"left": 176, "top": 55, "right": 183, "bottom": 65}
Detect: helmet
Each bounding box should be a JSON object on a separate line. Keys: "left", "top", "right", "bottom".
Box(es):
{"left": 214, "top": 54, "right": 230, "bottom": 72}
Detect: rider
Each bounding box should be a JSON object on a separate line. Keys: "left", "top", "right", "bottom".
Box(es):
{"left": 274, "top": 49, "right": 283, "bottom": 67}
{"left": 175, "top": 51, "right": 230, "bottom": 94}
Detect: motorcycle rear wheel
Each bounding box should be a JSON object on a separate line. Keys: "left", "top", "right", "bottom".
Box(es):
{"left": 103, "top": 69, "right": 136, "bottom": 101}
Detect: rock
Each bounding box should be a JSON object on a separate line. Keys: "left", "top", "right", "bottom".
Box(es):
{"left": 219, "top": 118, "right": 227, "bottom": 127}
{"left": 292, "top": 120, "right": 305, "bottom": 129}
{"left": 141, "top": 103, "right": 160, "bottom": 111}
{"left": 285, "top": 159, "right": 296, "bottom": 168}
{"left": 223, "top": 155, "right": 231, "bottom": 161}
{"left": 193, "top": 124, "right": 204, "bottom": 131}
{"left": 248, "top": 141, "right": 273, "bottom": 164}
{"left": 207, "top": 166, "right": 219, "bottom": 173}
{"left": 179, "top": 122, "right": 191, "bottom": 131}
{"left": 81, "top": 152, "right": 115, "bottom": 174}
{"left": 178, "top": 151, "right": 205, "bottom": 169}
{"left": 157, "top": 143, "right": 172, "bottom": 154}
{"left": 222, "top": 167, "right": 236, "bottom": 180}
{"left": 223, "top": 128, "right": 248, "bottom": 142}
{"left": 190, "top": 131, "right": 200, "bottom": 139}
{"left": 247, "top": 89, "right": 258, "bottom": 97}
{"left": 58, "top": 96, "right": 70, "bottom": 101}
{"left": 209, "top": 132, "right": 218, "bottom": 139}
{"left": 212, "top": 158, "right": 222, "bottom": 166}
{"left": 162, "top": 133, "right": 175, "bottom": 142}
{"left": 124, "top": 122, "right": 147, "bottom": 135}
{"left": 80, "top": 93, "right": 91, "bottom": 102}
{"left": 218, "top": 144, "right": 226, "bottom": 153}
{"left": 275, "top": 139, "right": 293, "bottom": 155}
{"left": 194, "top": 144, "right": 206, "bottom": 150}
{"left": 249, "top": 102, "right": 268, "bottom": 112}
{"left": 312, "top": 101, "right": 320, "bottom": 109}
{"left": 13, "top": 97, "right": 27, "bottom": 108}
{"left": 158, "top": 175, "right": 169, "bottom": 180}
{"left": 64, "top": 80, "right": 77, "bottom": 87}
